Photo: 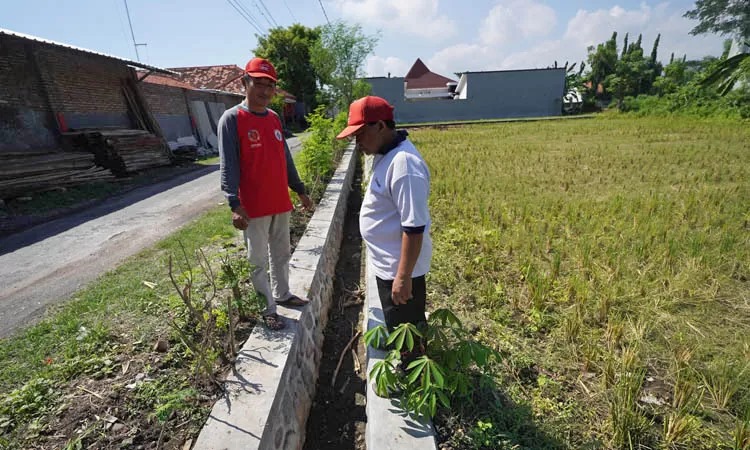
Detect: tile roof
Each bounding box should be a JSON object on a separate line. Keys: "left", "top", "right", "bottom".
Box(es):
{"left": 404, "top": 58, "right": 456, "bottom": 90}
{"left": 168, "top": 65, "right": 246, "bottom": 95}
{"left": 167, "top": 64, "right": 296, "bottom": 101}
{"left": 141, "top": 73, "right": 197, "bottom": 89}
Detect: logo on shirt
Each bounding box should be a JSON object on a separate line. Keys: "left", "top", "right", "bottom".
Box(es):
{"left": 248, "top": 130, "right": 260, "bottom": 143}
{"left": 274, "top": 129, "right": 283, "bottom": 141}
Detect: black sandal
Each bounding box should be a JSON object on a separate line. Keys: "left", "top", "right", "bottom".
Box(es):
{"left": 276, "top": 295, "right": 309, "bottom": 307}
{"left": 262, "top": 313, "right": 285, "bottom": 331}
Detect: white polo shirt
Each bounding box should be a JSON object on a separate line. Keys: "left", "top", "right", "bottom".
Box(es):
{"left": 360, "top": 137, "right": 432, "bottom": 280}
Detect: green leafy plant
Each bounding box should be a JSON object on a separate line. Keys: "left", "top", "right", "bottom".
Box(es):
{"left": 365, "top": 308, "right": 500, "bottom": 418}
{"left": 0, "top": 378, "right": 59, "bottom": 438}
{"left": 298, "top": 106, "right": 336, "bottom": 199}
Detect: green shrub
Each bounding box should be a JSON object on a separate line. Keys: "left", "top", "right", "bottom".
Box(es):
{"left": 620, "top": 84, "right": 750, "bottom": 119}
{"left": 298, "top": 108, "right": 350, "bottom": 200}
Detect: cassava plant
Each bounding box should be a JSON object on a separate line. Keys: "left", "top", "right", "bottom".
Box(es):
{"left": 365, "top": 308, "right": 500, "bottom": 419}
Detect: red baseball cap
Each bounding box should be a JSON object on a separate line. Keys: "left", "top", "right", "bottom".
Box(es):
{"left": 244, "top": 57, "right": 277, "bottom": 82}
{"left": 336, "top": 96, "right": 394, "bottom": 139}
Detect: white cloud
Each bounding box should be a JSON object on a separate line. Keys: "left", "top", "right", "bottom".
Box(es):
{"left": 563, "top": 3, "right": 655, "bottom": 48}
{"left": 365, "top": 55, "right": 411, "bottom": 77}
{"left": 427, "top": 2, "right": 726, "bottom": 74}
{"left": 332, "top": 0, "right": 457, "bottom": 40}
{"left": 480, "top": 0, "right": 557, "bottom": 46}
{"left": 428, "top": 44, "right": 496, "bottom": 75}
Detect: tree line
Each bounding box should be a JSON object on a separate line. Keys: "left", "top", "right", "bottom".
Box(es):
{"left": 254, "top": 0, "right": 747, "bottom": 120}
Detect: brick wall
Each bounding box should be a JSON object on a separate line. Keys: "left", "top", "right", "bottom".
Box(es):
{"left": 0, "top": 36, "right": 57, "bottom": 151}
{"left": 34, "top": 46, "right": 131, "bottom": 116}
{"left": 140, "top": 83, "right": 189, "bottom": 116}
{"left": 0, "top": 37, "right": 49, "bottom": 110}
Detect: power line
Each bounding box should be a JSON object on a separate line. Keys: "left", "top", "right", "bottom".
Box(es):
{"left": 253, "top": 0, "right": 277, "bottom": 29}
{"left": 227, "top": 0, "right": 265, "bottom": 36}
{"left": 257, "top": 0, "right": 279, "bottom": 28}
{"left": 283, "top": 0, "right": 298, "bottom": 23}
{"left": 317, "top": 0, "right": 331, "bottom": 25}
{"left": 234, "top": 0, "right": 266, "bottom": 34}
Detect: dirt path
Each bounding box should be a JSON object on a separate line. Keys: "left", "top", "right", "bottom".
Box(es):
{"left": 0, "top": 138, "right": 302, "bottom": 338}
{"left": 304, "top": 163, "right": 368, "bottom": 450}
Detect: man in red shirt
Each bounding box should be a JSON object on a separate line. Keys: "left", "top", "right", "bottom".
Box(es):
{"left": 218, "top": 57, "right": 313, "bottom": 330}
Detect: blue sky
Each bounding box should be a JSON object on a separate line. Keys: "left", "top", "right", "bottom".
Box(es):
{"left": 2, "top": 0, "right": 727, "bottom": 79}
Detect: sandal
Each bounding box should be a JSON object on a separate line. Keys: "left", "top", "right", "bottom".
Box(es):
{"left": 262, "top": 313, "right": 285, "bottom": 331}
{"left": 276, "top": 295, "right": 309, "bottom": 307}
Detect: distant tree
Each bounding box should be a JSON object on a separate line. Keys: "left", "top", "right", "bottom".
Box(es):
{"left": 642, "top": 34, "right": 664, "bottom": 93}
{"left": 653, "top": 58, "right": 689, "bottom": 95}
{"left": 310, "top": 21, "right": 378, "bottom": 109}
{"left": 684, "top": 0, "right": 750, "bottom": 40}
{"left": 586, "top": 32, "right": 619, "bottom": 98}
{"left": 255, "top": 24, "right": 322, "bottom": 111}
{"left": 606, "top": 42, "right": 651, "bottom": 105}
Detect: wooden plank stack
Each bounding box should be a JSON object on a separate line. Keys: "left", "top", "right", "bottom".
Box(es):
{"left": 0, "top": 151, "right": 114, "bottom": 199}
{"left": 61, "top": 129, "right": 173, "bottom": 176}
{"left": 1, "top": 129, "right": 173, "bottom": 200}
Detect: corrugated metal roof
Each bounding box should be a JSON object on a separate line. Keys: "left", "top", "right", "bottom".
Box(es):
{"left": 0, "top": 28, "right": 178, "bottom": 75}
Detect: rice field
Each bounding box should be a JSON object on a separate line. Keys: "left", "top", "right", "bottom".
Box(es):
{"left": 411, "top": 115, "right": 750, "bottom": 449}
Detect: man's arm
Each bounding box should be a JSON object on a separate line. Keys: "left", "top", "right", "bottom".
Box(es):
{"left": 284, "top": 139, "right": 313, "bottom": 210}
{"left": 284, "top": 139, "right": 306, "bottom": 195}
{"left": 218, "top": 108, "right": 249, "bottom": 229}
{"left": 392, "top": 231, "right": 424, "bottom": 304}
{"left": 219, "top": 109, "right": 241, "bottom": 211}
{"left": 390, "top": 170, "right": 430, "bottom": 304}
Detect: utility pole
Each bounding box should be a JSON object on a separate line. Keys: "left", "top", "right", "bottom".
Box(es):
{"left": 123, "top": 0, "right": 147, "bottom": 61}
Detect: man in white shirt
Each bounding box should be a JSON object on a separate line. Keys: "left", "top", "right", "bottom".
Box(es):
{"left": 336, "top": 96, "right": 432, "bottom": 343}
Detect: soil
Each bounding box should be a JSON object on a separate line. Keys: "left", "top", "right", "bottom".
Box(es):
{"left": 303, "top": 163, "right": 368, "bottom": 450}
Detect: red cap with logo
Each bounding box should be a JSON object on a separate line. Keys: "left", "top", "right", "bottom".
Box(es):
{"left": 244, "top": 57, "right": 277, "bottom": 82}
{"left": 336, "top": 96, "right": 394, "bottom": 139}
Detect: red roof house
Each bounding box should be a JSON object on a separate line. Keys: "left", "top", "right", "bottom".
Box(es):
{"left": 404, "top": 58, "right": 456, "bottom": 89}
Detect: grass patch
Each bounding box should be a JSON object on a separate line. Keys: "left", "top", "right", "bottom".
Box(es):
{"left": 196, "top": 156, "right": 220, "bottom": 165}
{"left": 415, "top": 115, "right": 750, "bottom": 449}
{"left": 399, "top": 114, "right": 596, "bottom": 128}
{"left": 0, "top": 206, "right": 260, "bottom": 448}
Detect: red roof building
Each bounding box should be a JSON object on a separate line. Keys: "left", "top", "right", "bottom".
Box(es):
{"left": 404, "top": 58, "right": 456, "bottom": 89}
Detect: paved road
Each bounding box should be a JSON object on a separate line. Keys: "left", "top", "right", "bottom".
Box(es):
{"left": 0, "top": 137, "right": 302, "bottom": 338}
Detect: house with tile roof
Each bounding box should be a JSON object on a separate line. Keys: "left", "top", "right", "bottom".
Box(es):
{"left": 167, "top": 64, "right": 298, "bottom": 123}
{"left": 403, "top": 58, "right": 458, "bottom": 100}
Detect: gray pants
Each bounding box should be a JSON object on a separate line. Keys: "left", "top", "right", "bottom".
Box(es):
{"left": 243, "top": 212, "right": 292, "bottom": 315}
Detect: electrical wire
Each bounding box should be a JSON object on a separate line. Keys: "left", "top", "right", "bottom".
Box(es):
{"left": 258, "top": 0, "right": 280, "bottom": 28}
{"left": 227, "top": 0, "right": 265, "bottom": 36}
{"left": 282, "top": 0, "right": 298, "bottom": 23}
{"left": 235, "top": 0, "right": 267, "bottom": 34}
{"left": 317, "top": 0, "right": 331, "bottom": 25}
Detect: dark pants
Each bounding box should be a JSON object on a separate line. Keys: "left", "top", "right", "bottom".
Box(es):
{"left": 375, "top": 275, "right": 427, "bottom": 331}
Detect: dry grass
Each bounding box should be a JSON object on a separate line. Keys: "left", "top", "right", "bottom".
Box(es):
{"left": 417, "top": 115, "right": 750, "bottom": 449}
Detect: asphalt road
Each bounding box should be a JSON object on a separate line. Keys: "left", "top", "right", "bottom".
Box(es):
{"left": 0, "top": 137, "right": 302, "bottom": 338}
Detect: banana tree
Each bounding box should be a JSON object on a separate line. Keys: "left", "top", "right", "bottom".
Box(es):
{"left": 701, "top": 39, "right": 750, "bottom": 95}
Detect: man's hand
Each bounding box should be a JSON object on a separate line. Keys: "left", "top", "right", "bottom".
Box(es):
{"left": 298, "top": 194, "right": 314, "bottom": 211}
{"left": 231, "top": 205, "right": 250, "bottom": 230}
{"left": 391, "top": 273, "right": 412, "bottom": 305}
